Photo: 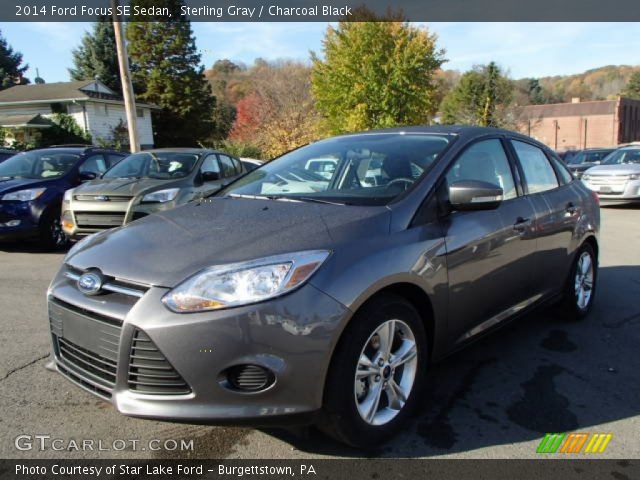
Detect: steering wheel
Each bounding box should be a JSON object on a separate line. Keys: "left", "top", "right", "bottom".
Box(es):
{"left": 385, "top": 178, "right": 414, "bottom": 190}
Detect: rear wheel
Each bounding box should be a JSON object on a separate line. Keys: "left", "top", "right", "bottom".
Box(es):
{"left": 561, "top": 243, "right": 597, "bottom": 320}
{"left": 320, "top": 294, "right": 428, "bottom": 447}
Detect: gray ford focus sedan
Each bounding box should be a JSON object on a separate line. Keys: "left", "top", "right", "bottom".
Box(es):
{"left": 47, "top": 126, "right": 600, "bottom": 447}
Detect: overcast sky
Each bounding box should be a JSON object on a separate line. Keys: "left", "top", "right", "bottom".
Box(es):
{"left": 1, "top": 22, "right": 638, "bottom": 83}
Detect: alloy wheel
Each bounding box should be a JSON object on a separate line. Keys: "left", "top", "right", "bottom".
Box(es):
{"left": 354, "top": 319, "right": 418, "bottom": 426}
{"left": 575, "top": 251, "right": 594, "bottom": 310}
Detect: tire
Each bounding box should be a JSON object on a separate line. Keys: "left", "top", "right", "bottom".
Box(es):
{"left": 38, "top": 210, "right": 67, "bottom": 251}
{"left": 320, "top": 293, "right": 428, "bottom": 447}
{"left": 560, "top": 243, "right": 597, "bottom": 320}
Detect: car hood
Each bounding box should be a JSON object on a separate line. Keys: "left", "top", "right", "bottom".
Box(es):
{"left": 567, "top": 163, "right": 598, "bottom": 172}
{"left": 0, "top": 177, "right": 55, "bottom": 195}
{"left": 584, "top": 164, "right": 640, "bottom": 175}
{"left": 66, "top": 197, "right": 391, "bottom": 287}
{"left": 75, "top": 177, "right": 184, "bottom": 197}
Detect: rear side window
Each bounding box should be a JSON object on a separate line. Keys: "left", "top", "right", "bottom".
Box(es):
{"left": 218, "top": 154, "right": 238, "bottom": 177}
{"left": 548, "top": 155, "right": 573, "bottom": 184}
{"left": 446, "top": 139, "right": 518, "bottom": 200}
{"left": 512, "top": 141, "right": 559, "bottom": 194}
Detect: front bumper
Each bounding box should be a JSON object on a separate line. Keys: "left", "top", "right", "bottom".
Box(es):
{"left": 64, "top": 199, "right": 180, "bottom": 240}
{"left": 47, "top": 264, "right": 349, "bottom": 424}
{"left": 582, "top": 178, "right": 640, "bottom": 203}
{"left": 0, "top": 201, "right": 40, "bottom": 241}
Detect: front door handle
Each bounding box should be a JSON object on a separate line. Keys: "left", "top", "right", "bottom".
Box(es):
{"left": 513, "top": 217, "right": 531, "bottom": 233}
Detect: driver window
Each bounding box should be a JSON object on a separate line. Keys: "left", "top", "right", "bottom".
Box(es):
{"left": 80, "top": 154, "right": 107, "bottom": 175}
{"left": 446, "top": 139, "right": 517, "bottom": 200}
{"left": 218, "top": 155, "right": 237, "bottom": 177}
{"left": 201, "top": 155, "right": 221, "bottom": 174}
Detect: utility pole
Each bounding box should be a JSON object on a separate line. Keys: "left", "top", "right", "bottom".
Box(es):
{"left": 111, "top": 0, "right": 140, "bottom": 152}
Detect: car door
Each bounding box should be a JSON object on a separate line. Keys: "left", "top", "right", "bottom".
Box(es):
{"left": 441, "top": 138, "right": 538, "bottom": 346}
{"left": 509, "top": 139, "right": 580, "bottom": 296}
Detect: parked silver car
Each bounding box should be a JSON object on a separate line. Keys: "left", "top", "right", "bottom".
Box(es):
{"left": 582, "top": 145, "right": 640, "bottom": 203}
{"left": 47, "top": 126, "right": 600, "bottom": 447}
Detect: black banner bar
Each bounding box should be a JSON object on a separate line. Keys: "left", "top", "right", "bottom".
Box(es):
{"left": 1, "top": 459, "right": 638, "bottom": 480}
{"left": 4, "top": 0, "right": 640, "bottom": 22}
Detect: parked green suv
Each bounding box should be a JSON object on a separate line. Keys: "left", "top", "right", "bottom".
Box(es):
{"left": 62, "top": 148, "right": 245, "bottom": 240}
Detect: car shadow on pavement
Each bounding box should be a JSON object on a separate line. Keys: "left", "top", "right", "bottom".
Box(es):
{"left": 0, "top": 240, "right": 70, "bottom": 254}
{"left": 262, "top": 265, "right": 640, "bottom": 457}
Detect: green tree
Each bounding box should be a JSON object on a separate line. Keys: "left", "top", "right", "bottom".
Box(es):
{"left": 622, "top": 71, "right": 640, "bottom": 100}
{"left": 311, "top": 9, "right": 445, "bottom": 134}
{"left": 69, "top": 20, "right": 121, "bottom": 92}
{"left": 126, "top": 0, "right": 215, "bottom": 146}
{"left": 440, "top": 62, "right": 514, "bottom": 127}
{"left": 0, "top": 30, "right": 29, "bottom": 90}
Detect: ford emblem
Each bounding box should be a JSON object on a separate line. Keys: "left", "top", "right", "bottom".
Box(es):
{"left": 77, "top": 272, "right": 103, "bottom": 296}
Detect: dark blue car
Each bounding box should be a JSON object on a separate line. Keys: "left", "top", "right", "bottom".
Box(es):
{"left": 0, "top": 146, "right": 125, "bottom": 249}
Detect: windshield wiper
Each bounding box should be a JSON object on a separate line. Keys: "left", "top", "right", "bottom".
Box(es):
{"left": 294, "top": 196, "right": 348, "bottom": 206}
{"left": 227, "top": 193, "right": 303, "bottom": 202}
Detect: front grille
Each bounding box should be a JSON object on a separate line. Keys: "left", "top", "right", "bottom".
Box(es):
{"left": 75, "top": 194, "right": 132, "bottom": 202}
{"left": 75, "top": 211, "right": 126, "bottom": 228}
{"left": 50, "top": 298, "right": 122, "bottom": 397}
{"left": 128, "top": 329, "right": 191, "bottom": 395}
{"left": 585, "top": 175, "right": 629, "bottom": 186}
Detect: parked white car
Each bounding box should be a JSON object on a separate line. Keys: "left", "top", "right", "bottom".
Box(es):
{"left": 582, "top": 146, "right": 640, "bottom": 204}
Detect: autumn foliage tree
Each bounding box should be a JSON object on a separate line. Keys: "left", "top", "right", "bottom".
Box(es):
{"left": 311, "top": 9, "right": 445, "bottom": 134}
{"left": 228, "top": 61, "right": 319, "bottom": 158}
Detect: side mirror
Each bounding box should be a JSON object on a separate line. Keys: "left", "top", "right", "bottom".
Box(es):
{"left": 449, "top": 180, "right": 503, "bottom": 211}
{"left": 79, "top": 171, "right": 97, "bottom": 181}
{"left": 202, "top": 171, "right": 221, "bottom": 182}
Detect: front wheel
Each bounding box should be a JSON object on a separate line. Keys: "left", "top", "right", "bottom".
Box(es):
{"left": 320, "top": 294, "right": 428, "bottom": 447}
{"left": 39, "top": 211, "right": 67, "bottom": 251}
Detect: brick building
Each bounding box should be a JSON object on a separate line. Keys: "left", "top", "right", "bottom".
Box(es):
{"left": 517, "top": 96, "right": 640, "bottom": 151}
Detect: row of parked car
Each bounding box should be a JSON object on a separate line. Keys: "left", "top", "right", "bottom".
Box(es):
{"left": 0, "top": 138, "right": 638, "bottom": 251}
{"left": 557, "top": 143, "right": 640, "bottom": 203}
{"left": 0, "top": 145, "right": 262, "bottom": 249}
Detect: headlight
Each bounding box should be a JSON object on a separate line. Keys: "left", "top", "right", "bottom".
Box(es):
{"left": 142, "top": 188, "right": 179, "bottom": 203}
{"left": 162, "top": 250, "right": 330, "bottom": 312}
{"left": 2, "top": 188, "right": 46, "bottom": 201}
{"left": 63, "top": 189, "right": 74, "bottom": 203}
{"left": 582, "top": 174, "right": 591, "bottom": 181}
{"left": 629, "top": 173, "right": 639, "bottom": 180}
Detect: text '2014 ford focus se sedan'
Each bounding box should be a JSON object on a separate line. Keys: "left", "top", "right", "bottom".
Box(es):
{"left": 47, "top": 126, "right": 600, "bottom": 447}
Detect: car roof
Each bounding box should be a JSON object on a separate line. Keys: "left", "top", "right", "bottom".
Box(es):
{"left": 26, "top": 146, "right": 123, "bottom": 154}
{"left": 138, "top": 148, "right": 223, "bottom": 155}
{"left": 333, "top": 125, "right": 541, "bottom": 143}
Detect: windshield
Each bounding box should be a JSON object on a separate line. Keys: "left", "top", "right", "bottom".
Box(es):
{"left": 568, "top": 150, "right": 612, "bottom": 165}
{"left": 103, "top": 151, "right": 200, "bottom": 179}
{"left": 220, "top": 133, "right": 452, "bottom": 206}
{"left": 0, "top": 150, "right": 81, "bottom": 179}
{"left": 602, "top": 148, "right": 640, "bottom": 165}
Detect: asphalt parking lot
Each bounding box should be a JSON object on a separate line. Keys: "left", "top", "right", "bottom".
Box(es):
{"left": 1, "top": 206, "right": 638, "bottom": 459}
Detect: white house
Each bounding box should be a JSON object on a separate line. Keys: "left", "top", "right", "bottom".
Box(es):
{"left": 0, "top": 80, "right": 156, "bottom": 148}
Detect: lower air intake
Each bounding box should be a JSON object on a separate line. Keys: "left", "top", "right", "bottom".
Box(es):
{"left": 128, "top": 329, "right": 191, "bottom": 395}
{"left": 226, "top": 364, "right": 275, "bottom": 392}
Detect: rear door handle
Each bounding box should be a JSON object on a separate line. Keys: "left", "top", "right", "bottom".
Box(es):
{"left": 566, "top": 202, "right": 578, "bottom": 215}
{"left": 513, "top": 217, "right": 531, "bottom": 233}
